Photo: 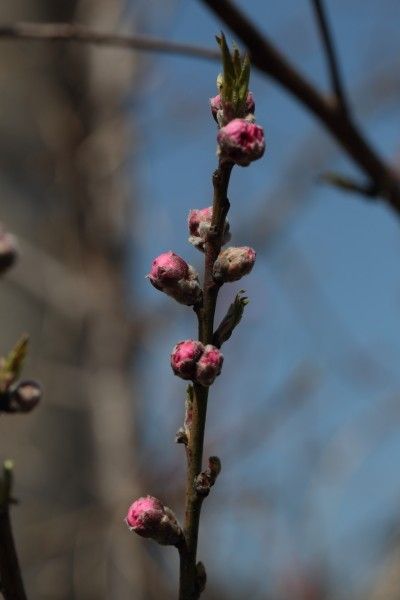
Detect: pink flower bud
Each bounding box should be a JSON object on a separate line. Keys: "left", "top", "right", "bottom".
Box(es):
{"left": 125, "top": 495, "right": 182, "bottom": 546}
{"left": 213, "top": 246, "right": 256, "bottom": 282}
{"left": 195, "top": 345, "right": 224, "bottom": 387}
{"left": 171, "top": 340, "right": 204, "bottom": 380}
{"left": 217, "top": 119, "right": 265, "bottom": 166}
{"left": 148, "top": 252, "right": 202, "bottom": 306}
{"left": 0, "top": 229, "right": 17, "bottom": 274}
{"left": 188, "top": 206, "right": 231, "bottom": 252}
{"left": 11, "top": 380, "right": 42, "bottom": 413}
{"left": 210, "top": 92, "right": 255, "bottom": 126}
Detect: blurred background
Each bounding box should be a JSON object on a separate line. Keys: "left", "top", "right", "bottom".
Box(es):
{"left": 0, "top": 0, "right": 400, "bottom": 598}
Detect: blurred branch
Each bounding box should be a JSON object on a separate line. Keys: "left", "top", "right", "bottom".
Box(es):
{"left": 0, "top": 461, "right": 27, "bottom": 600}
{"left": 0, "top": 22, "right": 219, "bottom": 62}
{"left": 200, "top": 0, "right": 400, "bottom": 215}
{"left": 311, "top": 0, "right": 349, "bottom": 114}
{"left": 320, "top": 171, "right": 379, "bottom": 198}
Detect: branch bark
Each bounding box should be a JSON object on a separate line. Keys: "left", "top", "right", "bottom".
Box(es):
{"left": 179, "top": 160, "right": 233, "bottom": 600}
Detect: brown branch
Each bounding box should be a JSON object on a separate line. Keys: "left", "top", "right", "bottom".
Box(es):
{"left": 0, "top": 462, "right": 27, "bottom": 600}
{"left": 179, "top": 160, "right": 233, "bottom": 599}
{"left": 0, "top": 22, "right": 219, "bottom": 62}
{"left": 311, "top": 0, "right": 349, "bottom": 114}
{"left": 200, "top": 0, "right": 400, "bottom": 214}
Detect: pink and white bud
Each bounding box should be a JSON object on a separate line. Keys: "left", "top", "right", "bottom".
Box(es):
{"left": 0, "top": 229, "right": 17, "bottom": 274}
{"left": 217, "top": 118, "right": 265, "bottom": 166}
{"left": 10, "top": 380, "right": 42, "bottom": 413}
{"left": 210, "top": 92, "right": 256, "bottom": 127}
{"left": 125, "top": 495, "right": 182, "bottom": 546}
{"left": 148, "top": 252, "right": 202, "bottom": 306}
{"left": 171, "top": 340, "right": 204, "bottom": 381}
{"left": 213, "top": 246, "right": 256, "bottom": 282}
{"left": 195, "top": 345, "right": 224, "bottom": 387}
{"left": 188, "top": 206, "right": 231, "bottom": 252}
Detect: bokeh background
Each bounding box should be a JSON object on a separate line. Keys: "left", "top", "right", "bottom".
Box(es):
{"left": 0, "top": 1, "right": 400, "bottom": 598}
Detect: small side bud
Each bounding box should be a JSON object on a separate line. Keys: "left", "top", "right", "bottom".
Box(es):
{"left": 210, "top": 92, "right": 255, "bottom": 127}
{"left": 188, "top": 206, "right": 230, "bottom": 252}
{"left": 194, "top": 456, "right": 222, "bottom": 497}
{"left": 10, "top": 380, "right": 42, "bottom": 413}
{"left": 217, "top": 118, "right": 265, "bottom": 166}
{"left": 148, "top": 252, "right": 202, "bottom": 306}
{"left": 125, "top": 495, "right": 182, "bottom": 546}
{"left": 195, "top": 345, "right": 223, "bottom": 387}
{"left": 213, "top": 247, "right": 256, "bottom": 283}
{"left": 0, "top": 229, "right": 18, "bottom": 275}
{"left": 171, "top": 340, "right": 204, "bottom": 381}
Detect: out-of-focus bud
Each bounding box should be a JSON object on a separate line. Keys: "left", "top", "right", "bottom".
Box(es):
{"left": 148, "top": 252, "right": 202, "bottom": 306}
{"left": 10, "top": 380, "right": 42, "bottom": 413}
{"left": 125, "top": 495, "right": 182, "bottom": 546}
{"left": 171, "top": 340, "right": 204, "bottom": 381}
{"left": 188, "top": 206, "right": 231, "bottom": 252}
{"left": 213, "top": 246, "right": 256, "bottom": 283}
{"left": 210, "top": 92, "right": 256, "bottom": 127}
{"left": 0, "top": 229, "right": 18, "bottom": 275}
{"left": 195, "top": 345, "right": 223, "bottom": 387}
{"left": 217, "top": 118, "right": 265, "bottom": 166}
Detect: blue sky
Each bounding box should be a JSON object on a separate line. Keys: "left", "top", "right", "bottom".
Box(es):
{"left": 127, "top": 1, "right": 400, "bottom": 596}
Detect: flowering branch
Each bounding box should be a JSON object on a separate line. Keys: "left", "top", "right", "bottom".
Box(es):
{"left": 126, "top": 34, "right": 264, "bottom": 599}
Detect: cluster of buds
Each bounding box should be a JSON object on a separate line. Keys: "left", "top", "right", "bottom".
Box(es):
{"left": 171, "top": 340, "right": 223, "bottom": 387}
{"left": 188, "top": 206, "right": 231, "bottom": 252}
{"left": 148, "top": 251, "right": 201, "bottom": 306}
{"left": 125, "top": 496, "right": 182, "bottom": 546}
{"left": 210, "top": 34, "right": 265, "bottom": 166}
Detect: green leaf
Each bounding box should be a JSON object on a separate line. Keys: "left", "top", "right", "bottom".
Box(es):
{"left": 0, "top": 334, "right": 29, "bottom": 392}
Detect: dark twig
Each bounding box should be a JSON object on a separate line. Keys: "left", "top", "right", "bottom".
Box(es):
{"left": 0, "top": 462, "right": 27, "bottom": 600}
{"left": 0, "top": 22, "right": 219, "bottom": 62}
{"left": 200, "top": 0, "right": 400, "bottom": 212}
{"left": 311, "top": 0, "right": 349, "bottom": 114}
{"left": 179, "top": 160, "right": 233, "bottom": 599}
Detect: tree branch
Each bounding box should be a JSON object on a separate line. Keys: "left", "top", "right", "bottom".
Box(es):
{"left": 0, "top": 22, "right": 219, "bottom": 62}
{"left": 311, "top": 0, "right": 349, "bottom": 114}
{"left": 179, "top": 160, "right": 233, "bottom": 599}
{"left": 199, "top": 0, "right": 400, "bottom": 214}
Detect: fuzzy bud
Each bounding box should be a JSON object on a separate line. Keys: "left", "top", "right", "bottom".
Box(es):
{"left": 213, "top": 246, "right": 256, "bottom": 283}
{"left": 217, "top": 119, "right": 265, "bottom": 166}
{"left": 0, "top": 229, "right": 18, "bottom": 275}
{"left": 125, "top": 495, "right": 182, "bottom": 546}
{"left": 210, "top": 92, "right": 255, "bottom": 127}
{"left": 10, "top": 380, "right": 42, "bottom": 413}
{"left": 171, "top": 340, "right": 204, "bottom": 380}
{"left": 195, "top": 345, "right": 223, "bottom": 387}
{"left": 188, "top": 206, "right": 231, "bottom": 252}
{"left": 148, "top": 252, "right": 202, "bottom": 306}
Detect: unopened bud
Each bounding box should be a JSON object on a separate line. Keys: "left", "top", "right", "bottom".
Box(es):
{"left": 148, "top": 252, "right": 202, "bottom": 306}
{"left": 0, "top": 229, "right": 17, "bottom": 274}
{"left": 213, "top": 246, "right": 256, "bottom": 283}
{"left": 217, "top": 118, "right": 265, "bottom": 166}
{"left": 195, "top": 345, "right": 223, "bottom": 387}
{"left": 11, "top": 380, "right": 41, "bottom": 412}
{"left": 210, "top": 92, "right": 255, "bottom": 127}
{"left": 171, "top": 340, "right": 204, "bottom": 381}
{"left": 125, "top": 495, "right": 182, "bottom": 546}
{"left": 188, "top": 206, "right": 230, "bottom": 252}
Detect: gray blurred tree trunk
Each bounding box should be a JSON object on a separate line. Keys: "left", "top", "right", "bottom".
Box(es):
{"left": 0, "top": 1, "right": 153, "bottom": 598}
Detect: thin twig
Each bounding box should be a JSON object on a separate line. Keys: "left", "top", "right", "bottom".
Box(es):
{"left": 0, "top": 462, "right": 27, "bottom": 600}
{"left": 0, "top": 22, "right": 219, "bottom": 62}
{"left": 199, "top": 0, "right": 400, "bottom": 213}
{"left": 179, "top": 160, "right": 233, "bottom": 599}
{"left": 311, "top": 0, "right": 349, "bottom": 114}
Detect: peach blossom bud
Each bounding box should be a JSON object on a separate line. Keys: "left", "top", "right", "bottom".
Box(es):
{"left": 125, "top": 495, "right": 182, "bottom": 546}
{"left": 210, "top": 92, "right": 255, "bottom": 127}
{"left": 188, "top": 206, "right": 231, "bottom": 252}
{"left": 148, "top": 252, "right": 202, "bottom": 306}
{"left": 195, "top": 345, "right": 223, "bottom": 387}
{"left": 213, "top": 246, "right": 256, "bottom": 282}
{"left": 11, "top": 380, "right": 42, "bottom": 413}
{"left": 171, "top": 340, "right": 204, "bottom": 381}
{"left": 0, "top": 229, "right": 17, "bottom": 274}
{"left": 217, "top": 118, "right": 265, "bottom": 166}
